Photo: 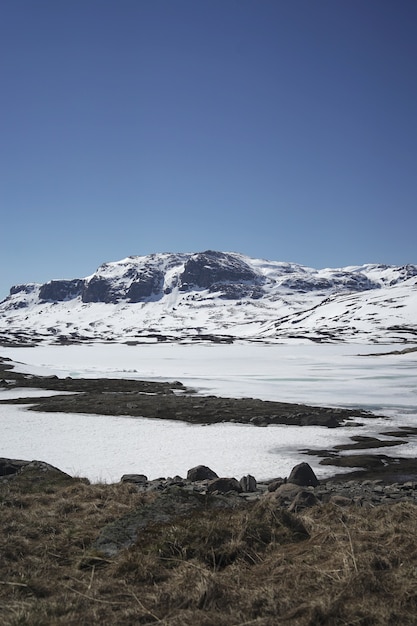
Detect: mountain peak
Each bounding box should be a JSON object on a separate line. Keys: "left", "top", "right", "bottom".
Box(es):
{"left": 1, "top": 252, "right": 416, "bottom": 345}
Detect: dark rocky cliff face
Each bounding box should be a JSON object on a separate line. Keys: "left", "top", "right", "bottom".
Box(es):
{"left": 179, "top": 251, "right": 264, "bottom": 298}
{"left": 126, "top": 268, "right": 164, "bottom": 302}
{"left": 9, "top": 284, "right": 38, "bottom": 296}
{"left": 280, "top": 273, "right": 378, "bottom": 293}
{"left": 39, "top": 280, "right": 85, "bottom": 302}
{"left": 81, "top": 267, "right": 164, "bottom": 304}
{"left": 81, "top": 276, "right": 117, "bottom": 303}
{"left": 3, "top": 253, "right": 416, "bottom": 314}
{"left": 389, "top": 265, "right": 417, "bottom": 285}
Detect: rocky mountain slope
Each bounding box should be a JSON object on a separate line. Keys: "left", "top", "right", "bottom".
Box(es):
{"left": 1, "top": 251, "right": 416, "bottom": 345}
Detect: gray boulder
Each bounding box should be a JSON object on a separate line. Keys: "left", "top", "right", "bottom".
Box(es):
{"left": 0, "top": 457, "right": 31, "bottom": 476}
{"left": 288, "top": 490, "right": 319, "bottom": 513}
{"left": 121, "top": 474, "right": 148, "bottom": 485}
{"left": 187, "top": 465, "right": 218, "bottom": 481}
{"left": 288, "top": 462, "right": 319, "bottom": 487}
{"left": 207, "top": 477, "right": 242, "bottom": 494}
{"left": 271, "top": 483, "right": 305, "bottom": 505}
{"left": 240, "top": 474, "right": 257, "bottom": 492}
{"left": 267, "top": 477, "right": 286, "bottom": 492}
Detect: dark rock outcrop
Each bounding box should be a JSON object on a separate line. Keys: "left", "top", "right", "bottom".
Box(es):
{"left": 388, "top": 264, "right": 417, "bottom": 285}
{"left": 0, "top": 457, "right": 30, "bottom": 476}
{"left": 179, "top": 251, "right": 263, "bottom": 298}
{"left": 126, "top": 268, "right": 164, "bottom": 302}
{"left": 0, "top": 458, "right": 74, "bottom": 489}
{"left": 281, "top": 272, "right": 378, "bottom": 293}
{"left": 40, "top": 279, "right": 84, "bottom": 302}
{"left": 82, "top": 276, "right": 118, "bottom": 303}
{"left": 82, "top": 265, "right": 164, "bottom": 303}
{"left": 9, "top": 284, "right": 38, "bottom": 296}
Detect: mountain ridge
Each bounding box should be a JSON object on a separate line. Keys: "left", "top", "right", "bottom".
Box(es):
{"left": 1, "top": 251, "right": 416, "bottom": 345}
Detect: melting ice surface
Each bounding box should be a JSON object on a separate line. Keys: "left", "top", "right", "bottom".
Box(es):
{"left": 1, "top": 343, "right": 416, "bottom": 483}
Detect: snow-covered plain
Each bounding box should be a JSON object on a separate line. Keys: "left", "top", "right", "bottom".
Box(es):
{"left": 1, "top": 343, "right": 416, "bottom": 483}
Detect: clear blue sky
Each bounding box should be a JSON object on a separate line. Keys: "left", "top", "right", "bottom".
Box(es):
{"left": 1, "top": 0, "right": 416, "bottom": 298}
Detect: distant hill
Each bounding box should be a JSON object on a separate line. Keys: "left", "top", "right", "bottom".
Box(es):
{"left": 1, "top": 250, "right": 416, "bottom": 345}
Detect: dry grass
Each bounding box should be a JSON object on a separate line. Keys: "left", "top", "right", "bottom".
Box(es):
{"left": 1, "top": 471, "right": 417, "bottom": 625}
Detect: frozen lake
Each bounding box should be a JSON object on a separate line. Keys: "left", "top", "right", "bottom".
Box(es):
{"left": 1, "top": 342, "right": 416, "bottom": 482}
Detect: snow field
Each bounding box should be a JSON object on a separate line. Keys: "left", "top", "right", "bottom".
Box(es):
{"left": 1, "top": 343, "right": 416, "bottom": 483}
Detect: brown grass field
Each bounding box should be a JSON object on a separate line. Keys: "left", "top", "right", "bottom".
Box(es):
{"left": 1, "top": 465, "right": 417, "bottom": 625}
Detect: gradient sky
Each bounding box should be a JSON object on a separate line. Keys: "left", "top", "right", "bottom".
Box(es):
{"left": 1, "top": 0, "right": 416, "bottom": 299}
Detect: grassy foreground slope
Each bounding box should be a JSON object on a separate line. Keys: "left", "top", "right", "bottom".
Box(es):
{"left": 1, "top": 465, "right": 417, "bottom": 625}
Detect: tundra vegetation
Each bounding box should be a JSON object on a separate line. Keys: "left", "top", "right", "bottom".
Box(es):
{"left": 1, "top": 463, "right": 417, "bottom": 626}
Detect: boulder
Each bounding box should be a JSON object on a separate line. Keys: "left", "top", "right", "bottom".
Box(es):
{"left": 271, "top": 483, "right": 304, "bottom": 505}
{"left": 19, "top": 460, "right": 73, "bottom": 478}
{"left": 187, "top": 465, "right": 218, "bottom": 481}
{"left": 240, "top": 474, "right": 257, "bottom": 492}
{"left": 287, "top": 462, "right": 319, "bottom": 487}
{"left": 207, "top": 477, "right": 242, "bottom": 494}
{"left": 267, "top": 478, "right": 286, "bottom": 492}
{"left": 121, "top": 474, "right": 148, "bottom": 485}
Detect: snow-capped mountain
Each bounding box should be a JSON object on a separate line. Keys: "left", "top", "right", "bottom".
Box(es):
{"left": 1, "top": 251, "right": 416, "bottom": 345}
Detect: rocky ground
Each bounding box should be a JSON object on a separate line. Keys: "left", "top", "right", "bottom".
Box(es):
{"left": 1, "top": 457, "right": 417, "bottom": 564}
